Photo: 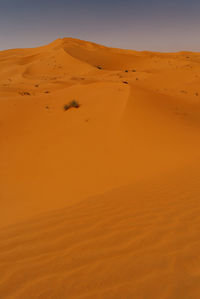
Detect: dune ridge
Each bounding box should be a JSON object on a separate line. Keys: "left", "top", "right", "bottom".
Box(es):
{"left": 1, "top": 38, "right": 200, "bottom": 298}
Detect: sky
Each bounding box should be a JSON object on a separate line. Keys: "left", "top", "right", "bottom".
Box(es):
{"left": 0, "top": 0, "right": 200, "bottom": 52}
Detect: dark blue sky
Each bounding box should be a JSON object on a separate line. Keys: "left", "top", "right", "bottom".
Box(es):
{"left": 0, "top": 0, "right": 200, "bottom": 51}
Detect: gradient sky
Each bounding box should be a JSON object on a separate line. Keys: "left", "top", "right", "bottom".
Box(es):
{"left": 0, "top": 0, "right": 200, "bottom": 52}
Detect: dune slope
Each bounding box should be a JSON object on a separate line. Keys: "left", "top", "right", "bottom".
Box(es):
{"left": 1, "top": 38, "right": 200, "bottom": 298}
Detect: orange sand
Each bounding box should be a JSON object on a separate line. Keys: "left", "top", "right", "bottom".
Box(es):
{"left": 1, "top": 38, "right": 200, "bottom": 298}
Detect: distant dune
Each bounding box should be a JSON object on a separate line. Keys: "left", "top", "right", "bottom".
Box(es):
{"left": 1, "top": 38, "right": 200, "bottom": 298}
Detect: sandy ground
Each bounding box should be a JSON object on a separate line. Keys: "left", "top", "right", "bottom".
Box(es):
{"left": 1, "top": 38, "right": 200, "bottom": 298}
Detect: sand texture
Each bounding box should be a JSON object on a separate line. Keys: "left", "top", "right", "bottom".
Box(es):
{"left": 1, "top": 38, "right": 200, "bottom": 298}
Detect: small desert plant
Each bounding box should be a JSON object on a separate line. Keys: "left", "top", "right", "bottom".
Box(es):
{"left": 19, "top": 91, "right": 31, "bottom": 96}
{"left": 64, "top": 104, "right": 70, "bottom": 111}
{"left": 64, "top": 100, "right": 80, "bottom": 111}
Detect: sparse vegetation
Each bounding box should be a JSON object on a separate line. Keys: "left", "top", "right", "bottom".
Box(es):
{"left": 19, "top": 91, "right": 31, "bottom": 96}
{"left": 64, "top": 100, "right": 80, "bottom": 111}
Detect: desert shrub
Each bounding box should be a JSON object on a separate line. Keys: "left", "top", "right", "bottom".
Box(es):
{"left": 19, "top": 91, "right": 31, "bottom": 96}
{"left": 70, "top": 100, "right": 80, "bottom": 108}
{"left": 64, "top": 104, "right": 70, "bottom": 111}
{"left": 64, "top": 100, "right": 80, "bottom": 111}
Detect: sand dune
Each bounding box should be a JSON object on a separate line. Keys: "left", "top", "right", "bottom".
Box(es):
{"left": 1, "top": 38, "right": 200, "bottom": 298}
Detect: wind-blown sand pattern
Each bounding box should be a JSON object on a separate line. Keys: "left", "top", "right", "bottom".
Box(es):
{"left": 1, "top": 38, "right": 200, "bottom": 298}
